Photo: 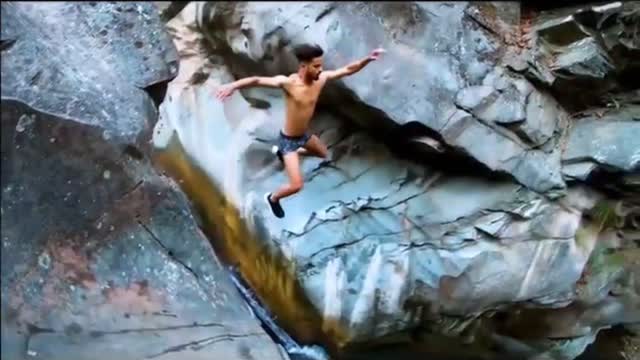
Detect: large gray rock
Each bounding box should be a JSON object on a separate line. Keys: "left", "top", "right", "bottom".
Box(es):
{"left": 197, "top": 1, "right": 572, "bottom": 194}
{"left": 440, "top": 107, "right": 565, "bottom": 195}
{"left": 552, "top": 37, "right": 614, "bottom": 80}
{"left": 1, "top": 3, "right": 284, "bottom": 360}
{"left": 1, "top": 101, "right": 284, "bottom": 360}
{"left": 151, "top": 3, "right": 640, "bottom": 360}
{"left": 562, "top": 105, "right": 640, "bottom": 181}
{"left": 152, "top": 6, "right": 624, "bottom": 359}
{"left": 148, "top": 3, "right": 638, "bottom": 359}
{"left": 156, "top": 57, "right": 637, "bottom": 359}
{"left": 0, "top": 1, "right": 178, "bottom": 144}
{"left": 525, "top": 2, "right": 640, "bottom": 108}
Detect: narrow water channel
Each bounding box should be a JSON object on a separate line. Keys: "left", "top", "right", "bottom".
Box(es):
{"left": 153, "top": 135, "right": 346, "bottom": 356}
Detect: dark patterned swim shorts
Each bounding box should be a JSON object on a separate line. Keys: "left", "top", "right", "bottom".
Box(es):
{"left": 277, "top": 131, "right": 311, "bottom": 154}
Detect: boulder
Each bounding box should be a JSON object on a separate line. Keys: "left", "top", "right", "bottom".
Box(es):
{"left": 552, "top": 37, "right": 615, "bottom": 80}
{"left": 151, "top": 2, "right": 640, "bottom": 359}
{"left": 153, "top": 6, "right": 615, "bottom": 360}
{"left": 1, "top": 101, "right": 284, "bottom": 360}
{"left": 525, "top": 1, "right": 640, "bottom": 109}
{"left": 1, "top": 3, "right": 284, "bottom": 360}
{"left": 0, "top": 1, "right": 178, "bottom": 144}
{"left": 156, "top": 55, "right": 638, "bottom": 359}
{"left": 197, "top": 1, "right": 572, "bottom": 194}
{"left": 562, "top": 105, "right": 640, "bottom": 181}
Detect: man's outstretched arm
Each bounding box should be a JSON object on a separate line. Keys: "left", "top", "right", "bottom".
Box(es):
{"left": 215, "top": 75, "right": 289, "bottom": 101}
{"left": 323, "top": 48, "right": 385, "bottom": 81}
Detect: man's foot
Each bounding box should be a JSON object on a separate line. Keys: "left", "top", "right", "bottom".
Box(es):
{"left": 271, "top": 145, "right": 284, "bottom": 163}
{"left": 264, "top": 192, "right": 285, "bottom": 218}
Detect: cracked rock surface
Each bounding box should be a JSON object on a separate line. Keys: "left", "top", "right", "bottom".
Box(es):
{"left": 526, "top": 1, "right": 640, "bottom": 109}
{"left": 1, "top": 3, "right": 284, "bottom": 360}
{"left": 205, "top": 1, "right": 571, "bottom": 194}
{"left": 3, "top": 1, "right": 636, "bottom": 360}
{"left": 154, "top": 2, "right": 639, "bottom": 359}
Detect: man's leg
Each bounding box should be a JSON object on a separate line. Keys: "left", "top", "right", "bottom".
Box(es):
{"left": 275, "top": 146, "right": 316, "bottom": 159}
{"left": 265, "top": 152, "right": 303, "bottom": 218}
{"left": 300, "top": 134, "right": 328, "bottom": 159}
{"left": 273, "top": 134, "right": 327, "bottom": 161}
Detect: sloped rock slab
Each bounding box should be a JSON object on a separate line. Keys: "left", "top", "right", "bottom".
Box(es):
{"left": 1, "top": 101, "right": 284, "bottom": 360}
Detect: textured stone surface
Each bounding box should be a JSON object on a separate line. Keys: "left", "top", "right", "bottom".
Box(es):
{"left": 4, "top": 1, "right": 638, "bottom": 360}
{"left": 0, "top": 2, "right": 178, "bottom": 144}
{"left": 151, "top": 2, "right": 640, "bottom": 360}
{"left": 196, "top": 1, "right": 573, "bottom": 194}
{"left": 552, "top": 37, "right": 614, "bottom": 80}
{"left": 153, "top": 6, "right": 595, "bottom": 356}
{"left": 1, "top": 101, "right": 283, "bottom": 360}
{"left": 520, "top": 88, "right": 564, "bottom": 146}
{"left": 455, "top": 84, "right": 526, "bottom": 125}
{"left": 439, "top": 108, "right": 565, "bottom": 194}
{"left": 526, "top": 1, "right": 640, "bottom": 109}
{"left": 562, "top": 105, "right": 640, "bottom": 180}
{"left": 0, "top": 3, "right": 283, "bottom": 360}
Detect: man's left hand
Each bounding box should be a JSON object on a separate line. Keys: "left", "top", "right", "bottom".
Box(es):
{"left": 369, "top": 48, "right": 386, "bottom": 61}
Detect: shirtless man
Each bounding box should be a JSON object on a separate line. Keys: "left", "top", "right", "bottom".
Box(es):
{"left": 215, "top": 43, "right": 385, "bottom": 218}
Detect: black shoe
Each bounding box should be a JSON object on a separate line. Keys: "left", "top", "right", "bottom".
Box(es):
{"left": 271, "top": 145, "right": 284, "bottom": 163}
{"left": 264, "top": 192, "right": 285, "bottom": 218}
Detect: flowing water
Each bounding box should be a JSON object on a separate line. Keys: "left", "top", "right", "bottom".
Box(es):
{"left": 154, "top": 135, "right": 344, "bottom": 355}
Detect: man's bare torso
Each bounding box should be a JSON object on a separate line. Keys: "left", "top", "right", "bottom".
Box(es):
{"left": 281, "top": 74, "right": 327, "bottom": 137}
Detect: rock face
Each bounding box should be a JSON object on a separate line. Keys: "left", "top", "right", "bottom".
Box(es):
{"left": 154, "top": 2, "right": 639, "bottom": 360}
{"left": 199, "top": 1, "right": 569, "bottom": 194}
{"left": 1, "top": 3, "right": 284, "bottom": 360}
{"left": 525, "top": 1, "right": 640, "bottom": 109}
{"left": 562, "top": 105, "right": 640, "bottom": 181}
{"left": 1, "top": 2, "right": 178, "bottom": 144}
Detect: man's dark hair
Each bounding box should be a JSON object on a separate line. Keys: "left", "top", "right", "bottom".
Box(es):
{"left": 293, "top": 43, "right": 324, "bottom": 63}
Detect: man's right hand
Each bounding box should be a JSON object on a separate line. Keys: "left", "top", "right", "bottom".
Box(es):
{"left": 215, "top": 84, "right": 235, "bottom": 101}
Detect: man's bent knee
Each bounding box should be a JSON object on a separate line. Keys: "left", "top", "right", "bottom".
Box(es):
{"left": 290, "top": 181, "right": 304, "bottom": 193}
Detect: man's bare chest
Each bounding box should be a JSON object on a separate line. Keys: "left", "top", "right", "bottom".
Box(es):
{"left": 286, "top": 84, "right": 323, "bottom": 107}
